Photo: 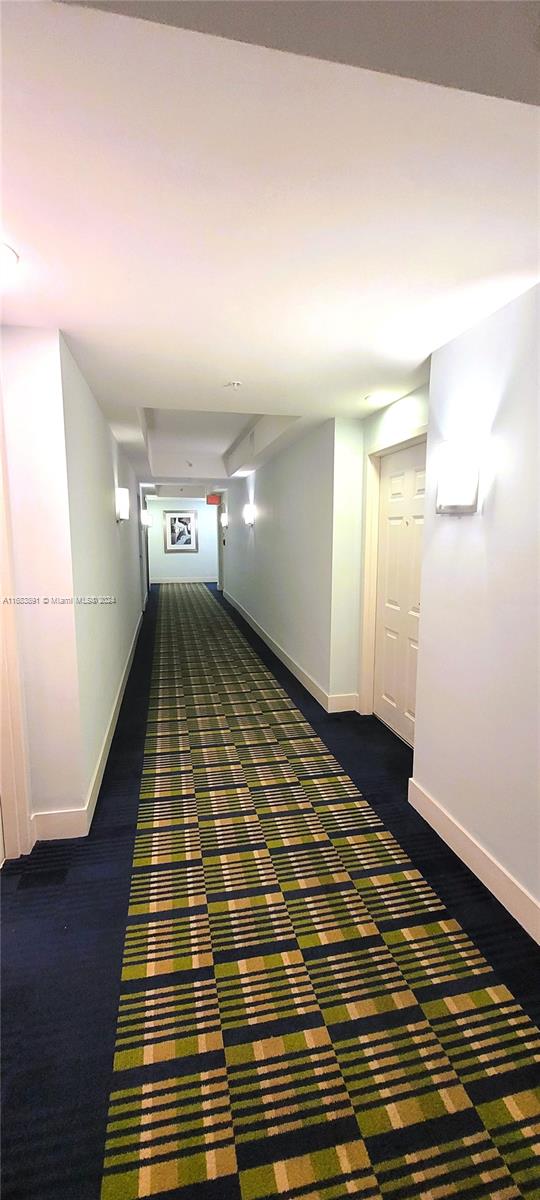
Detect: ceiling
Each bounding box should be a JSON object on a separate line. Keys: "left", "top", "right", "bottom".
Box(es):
{"left": 146, "top": 408, "right": 255, "bottom": 451}
{"left": 145, "top": 408, "right": 256, "bottom": 477}
{"left": 68, "top": 1, "right": 540, "bottom": 107}
{"left": 2, "top": 1, "right": 539, "bottom": 458}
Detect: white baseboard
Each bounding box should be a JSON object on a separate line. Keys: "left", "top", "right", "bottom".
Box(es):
{"left": 31, "top": 807, "right": 90, "bottom": 841}
{"left": 327, "top": 693, "right": 360, "bottom": 713}
{"left": 223, "top": 591, "right": 357, "bottom": 714}
{"left": 153, "top": 577, "right": 218, "bottom": 584}
{"left": 31, "top": 612, "right": 143, "bottom": 843}
{"left": 409, "top": 777, "right": 540, "bottom": 944}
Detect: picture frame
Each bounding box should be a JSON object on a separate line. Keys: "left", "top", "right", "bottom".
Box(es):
{"left": 163, "top": 510, "right": 199, "bottom": 553}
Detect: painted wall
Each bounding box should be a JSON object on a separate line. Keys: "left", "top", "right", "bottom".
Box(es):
{"left": 412, "top": 286, "right": 539, "bottom": 932}
{"left": 1, "top": 328, "right": 145, "bottom": 841}
{"left": 363, "top": 386, "right": 429, "bottom": 458}
{"left": 223, "top": 401, "right": 430, "bottom": 710}
{"left": 1, "top": 393, "right": 33, "bottom": 858}
{"left": 224, "top": 421, "right": 335, "bottom": 698}
{"left": 1, "top": 328, "right": 85, "bottom": 818}
{"left": 329, "top": 419, "right": 364, "bottom": 699}
{"left": 147, "top": 497, "right": 218, "bottom": 582}
{"left": 60, "top": 338, "right": 144, "bottom": 798}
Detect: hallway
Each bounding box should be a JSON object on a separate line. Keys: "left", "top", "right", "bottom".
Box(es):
{"left": 3, "top": 584, "right": 539, "bottom": 1200}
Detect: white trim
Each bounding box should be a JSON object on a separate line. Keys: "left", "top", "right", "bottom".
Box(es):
{"left": 31, "top": 807, "right": 90, "bottom": 841}
{"left": 84, "top": 611, "right": 143, "bottom": 824}
{"left": 358, "top": 453, "right": 380, "bottom": 714}
{"left": 358, "top": 429, "right": 428, "bottom": 717}
{"left": 223, "top": 591, "right": 357, "bottom": 713}
{"left": 409, "top": 777, "right": 540, "bottom": 944}
{"left": 327, "top": 693, "right": 360, "bottom": 713}
{"left": 370, "top": 426, "right": 428, "bottom": 459}
{"left": 151, "top": 576, "right": 218, "bottom": 584}
{"left": 217, "top": 501, "right": 225, "bottom": 592}
{"left": 31, "top": 612, "right": 143, "bottom": 843}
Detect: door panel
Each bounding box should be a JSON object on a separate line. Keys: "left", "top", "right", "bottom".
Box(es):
{"left": 374, "top": 441, "right": 426, "bottom": 745}
{"left": 381, "top": 627, "right": 399, "bottom": 709}
{"left": 385, "top": 517, "right": 404, "bottom": 607}
{"left": 389, "top": 472, "right": 405, "bottom": 499}
{"left": 404, "top": 637, "right": 419, "bottom": 721}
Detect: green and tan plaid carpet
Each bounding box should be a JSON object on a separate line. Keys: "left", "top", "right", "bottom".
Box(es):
{"left": 101, "top": 583, "right": 540, "bottom": 1200}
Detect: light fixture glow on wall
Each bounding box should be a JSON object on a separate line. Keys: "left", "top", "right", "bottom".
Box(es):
{"left": 220, "top": 512, "right": 229, "bottom": 529}
{"left": 116, "top": 487, "right": 130, "bottom": 522}
{"left": 141, "top": 509, "right": 153, "bottom": 527}
{"left": 436, "top": 442, "right": 480, "bottom": 515}
{"left": 243, "top": 503, "right": 255, "bottom": 527}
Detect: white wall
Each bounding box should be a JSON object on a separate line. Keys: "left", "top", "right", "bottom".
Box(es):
{"left": 224, "top": 421, "right": 335, "bottom": 700}
{"left": 147, "top": 497, "right": 218, "bottom": 582}
{"left": 1, "top": 329, "right": 85, "bottom": 822}
{"left": 1, "top": 328, "right": 145, "bottom": 843}
{"left": 363, "top": 386, "right": 429, "bottom": 459}
{"left": 1, "top": 379, "right": 34, "bottom": 859}
{"left": 60, "top": 338, "right": 144, "bottom": 799}
{"left": 411, "top": 286, "right": 540, "bottom": 939}
{"left": 223, "top": 398, "right": 430, "bottom": 711}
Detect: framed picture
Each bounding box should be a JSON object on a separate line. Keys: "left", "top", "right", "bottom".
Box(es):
{"left": 163, "top": 510, "right": 198, "bottom": 553}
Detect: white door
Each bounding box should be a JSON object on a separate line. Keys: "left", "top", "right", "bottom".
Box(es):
{"left": 374, "top": 441, "right": 426, "bottom": 745}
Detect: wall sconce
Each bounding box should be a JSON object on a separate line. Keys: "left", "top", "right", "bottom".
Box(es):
{"left": 220, "top": 512, "right": 229, "bottom": 529}
{"left": 436, "top": 443, "right": 480, "bottom": 515}
{"left": 115, "top": 487, "right": 130, "bottom": 522}
{"left": 141, "top": 509, "right": 153, "bottom": 528}
{"left": 243, "top": 503, "right": 255, "bottom": 526}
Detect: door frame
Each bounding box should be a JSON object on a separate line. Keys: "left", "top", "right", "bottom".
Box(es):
{"left": 217, "top": 494, "right": 228, "bottom": 592}
{"left": 358, "top": 428, "right": 428, "bottom": 716}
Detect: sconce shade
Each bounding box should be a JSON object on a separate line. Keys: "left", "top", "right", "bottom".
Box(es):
{"left": 116, "top": 487, "right": 130, "bottom": 521}
{"left": 436, "top": 443, "right": 479, "bottom": 514}
{"left": 243, "top": 503, "right": 255, "bottom": 526}
{"left": 220, "top": 512, "right": 229, "bottom": 529}
{"left": 141, "top": 509, "right": 152, "bottom": 527}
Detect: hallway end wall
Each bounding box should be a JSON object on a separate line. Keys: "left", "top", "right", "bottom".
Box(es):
{"left": 412, "top": 285, "right": 540, "bottom": 941}
{"left": 147, "top": 497, "right": 218, "bottom": 583}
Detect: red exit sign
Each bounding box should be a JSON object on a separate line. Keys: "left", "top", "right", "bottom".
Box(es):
{"left": 206, "top": 493, "right": 221, "bottom": 505}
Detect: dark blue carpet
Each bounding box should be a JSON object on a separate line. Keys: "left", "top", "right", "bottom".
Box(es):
{"left": 1, "top": 581, "right": 538, "bottom": 1200}
{"left": 1, "top": 587, "right": 158, "bottom": 1200}
{"left": 207, "top": 585, "right": 540, "bottom": 1031}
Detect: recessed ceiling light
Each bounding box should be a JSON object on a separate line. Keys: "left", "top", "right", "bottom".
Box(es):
{"left": 224, "top": 380, "right": 242, "bottom": 389}
{"left": 1, "top": 242, "right": 19, "bottom": 273}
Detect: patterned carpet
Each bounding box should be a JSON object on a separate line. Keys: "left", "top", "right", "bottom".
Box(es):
{"left": 101, "top": 583, "right": 540, "bottom": 1200}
